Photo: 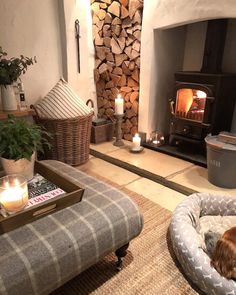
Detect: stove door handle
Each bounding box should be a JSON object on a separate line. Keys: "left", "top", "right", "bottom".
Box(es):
{"left": 169, "top": 99, "right": 175, "bottom": 115}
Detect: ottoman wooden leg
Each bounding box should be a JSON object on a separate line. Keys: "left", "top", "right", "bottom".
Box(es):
{"left": 115, "top": 243, "right": 129, "bottom": 271}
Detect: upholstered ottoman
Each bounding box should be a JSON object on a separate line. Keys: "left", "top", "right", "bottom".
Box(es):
{"left": 0, "top": 160, "right": 143, "bottom": 295}
{"left": 169, "top": 193, "right": 236, "bottom": 295}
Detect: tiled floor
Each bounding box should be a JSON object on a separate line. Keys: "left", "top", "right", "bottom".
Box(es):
{"left": 77, "top": 154, "right": 186, "bottom": 212}
{"left": 79, "top": 157, "right": 140, "bottom": 186}
{"left": 167, "top": 165, "right": 236, "bottom": 196}
{"left": 79, "top": 141, "right": 236, "bottom": 212}
{"left": 126, "top": 178, "right": 186, "bottom": 212}
{"left": 102, "top": 146, "right": 193, "bottom": 178}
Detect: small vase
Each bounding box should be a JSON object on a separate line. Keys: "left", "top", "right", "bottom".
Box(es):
{"left": 0, "top": 152, "right": 36, "bottom": 181}
{"left": 0, "top": 84, "right": 18, "bottom": 111}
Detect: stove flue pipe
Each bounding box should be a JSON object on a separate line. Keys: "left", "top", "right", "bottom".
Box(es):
{"left": 201, "top": 19, "right": 228, "bottom": 74}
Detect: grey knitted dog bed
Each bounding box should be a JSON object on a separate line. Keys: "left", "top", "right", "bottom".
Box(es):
{"left": 169, "top": 193, "right": 236, "bottom": 295}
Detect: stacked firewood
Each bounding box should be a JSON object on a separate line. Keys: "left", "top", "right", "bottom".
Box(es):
{"left": 91, "top": 0, "right": 143, "bottom": 140}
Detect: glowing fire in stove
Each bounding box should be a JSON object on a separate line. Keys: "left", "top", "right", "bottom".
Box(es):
{"left": 176, "top": 89, "right": 193, "bottom": 114}
{"left": 196, "top": 90, "right": 207, "bottom": 99}
{"left": 175, "top": 88, "right": 207, "bottom": 122}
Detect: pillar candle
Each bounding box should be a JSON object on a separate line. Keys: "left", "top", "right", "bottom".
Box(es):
{"left": 115, "top": 94, "right": 124, "bottom": 115}
{"left": 132, "top": 133, "right": 141, "bottom": 150}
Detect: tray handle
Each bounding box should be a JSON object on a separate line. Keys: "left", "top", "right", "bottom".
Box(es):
{"left": 33, "top": 204, "right": 57, "bottom": 217}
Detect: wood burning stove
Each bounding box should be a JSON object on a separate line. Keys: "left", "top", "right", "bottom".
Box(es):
{"left": 169, "top": 72, "right": 236, "bottom": 145}
{"left": 169, "top": 19, "right": 236, "bottom": 147}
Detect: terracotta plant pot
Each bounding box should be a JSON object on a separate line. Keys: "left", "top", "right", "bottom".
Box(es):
{"left": 0, "top": 152, "right": 36, "bottom": 180}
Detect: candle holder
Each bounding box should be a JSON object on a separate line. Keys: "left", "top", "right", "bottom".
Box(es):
{"left": 129, "top": 133, "right": 144, "bottom": 153}
{"left": 113, "top": 114, "right": 125, "bottom": 147}
{"left": 149, "top": 131, "right": 165, "bottom": 147}
{"left": 0, "top": 175, "right": 28, "bottom": 214}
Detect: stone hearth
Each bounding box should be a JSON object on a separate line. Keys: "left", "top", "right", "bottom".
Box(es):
{"left": 89, "top": 140, "right": 236, "bottom": 198}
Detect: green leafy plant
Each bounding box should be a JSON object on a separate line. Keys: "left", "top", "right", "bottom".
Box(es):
{"left": 0, "top": 47, "right": 36, "bottom": 85}
{"left": 0, "top": 116, "right": 51, "bottom": 160}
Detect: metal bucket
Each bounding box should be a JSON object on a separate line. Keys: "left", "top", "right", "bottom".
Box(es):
{"left": 205, "top": 135, "right": 236, "bottom": 188}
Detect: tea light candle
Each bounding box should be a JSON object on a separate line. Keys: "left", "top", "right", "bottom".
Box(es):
{"left": 115, "top": 94, "right": 124, "bottom": 115}
{"left": 0, "top": 175, "right": 28, "bottom": 213}
{"left": 132, "top": 133, "right": 141, "bottom": 150}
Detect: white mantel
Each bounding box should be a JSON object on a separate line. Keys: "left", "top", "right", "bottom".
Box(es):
{"left": 139, "top": 0, "right": 236, "bottom": 138}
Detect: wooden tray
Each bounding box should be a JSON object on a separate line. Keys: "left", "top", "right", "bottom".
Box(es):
{"left": 0, "top": 161, "right": 84, "bottom": 234}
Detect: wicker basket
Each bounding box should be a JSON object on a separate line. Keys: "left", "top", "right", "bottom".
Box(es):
{"left": 31, "top": 103, "right": 93, "bottom": 166}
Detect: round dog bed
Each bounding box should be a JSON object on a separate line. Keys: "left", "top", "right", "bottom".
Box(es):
{"left": 169, "top": 193, "right": 236, "bottom": 295}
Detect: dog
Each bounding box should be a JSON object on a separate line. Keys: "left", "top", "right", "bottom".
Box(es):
{"left": 211, "top": 226, "right": 236, "bottom": 279}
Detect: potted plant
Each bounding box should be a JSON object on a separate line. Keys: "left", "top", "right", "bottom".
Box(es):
{"left": 0, "top": 116, "right": 50, "bottom": 180}
{"left": 0, "top": 47, "right": 36, "bottom": 111}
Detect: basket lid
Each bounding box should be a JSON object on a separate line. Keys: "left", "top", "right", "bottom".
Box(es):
{"left": 205, "top": 135, "right": 236, "bottom": 151}
{"left": 34, "top": 79, "right": 92, "bottom": 119}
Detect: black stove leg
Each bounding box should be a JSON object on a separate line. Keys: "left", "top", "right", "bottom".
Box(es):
{"left": 169, "top": 134, "right": 178, "bottom": 146}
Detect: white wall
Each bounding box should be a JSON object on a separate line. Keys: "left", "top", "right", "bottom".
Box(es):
{"left": 0, "top": 0, "right": 63, "bottom": 105}
{"left": 149, "top": 0, "right": 236, "bottom": 30}
{"left": 149, "top": 27, "right": 186, "bottom": 136}
{"left": 0, "top": 0, "right": 96, "bottom": 111}
{"left": 61, "top": 0, "right": 97, "bottom": 111}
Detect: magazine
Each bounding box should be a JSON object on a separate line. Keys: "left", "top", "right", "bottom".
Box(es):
{"left": 26, "top": 174, "right": 65, "bottom": 208}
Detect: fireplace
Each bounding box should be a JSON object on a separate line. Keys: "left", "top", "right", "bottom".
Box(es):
{"left": 143, "top": 19, "right": 236, "bottom": 166}
{"left": 169, "top": 19, "right": 236, "bottom": 148}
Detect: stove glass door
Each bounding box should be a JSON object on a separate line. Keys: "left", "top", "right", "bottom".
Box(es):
{"left": 175, "top": 88, "right": 206, "bottom": 122}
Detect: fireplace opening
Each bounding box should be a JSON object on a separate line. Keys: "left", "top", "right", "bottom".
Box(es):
{"left": 143, "top": 19, "right": 236, "bottom": 166}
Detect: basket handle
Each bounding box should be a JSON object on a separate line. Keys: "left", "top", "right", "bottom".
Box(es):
{"left": 86, "top": 99, "right": 95, "bottom": 116}
{"left": 86, "top": 99, "right": 94, "bottom": 109}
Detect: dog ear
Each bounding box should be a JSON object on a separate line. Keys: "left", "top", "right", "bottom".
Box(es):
{"left": 204, "top": 231, "right": 221, "bottom": 257}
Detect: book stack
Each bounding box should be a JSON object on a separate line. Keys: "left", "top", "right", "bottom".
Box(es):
{"left": 26, "top": 174, "right": 65, "bottom": 208}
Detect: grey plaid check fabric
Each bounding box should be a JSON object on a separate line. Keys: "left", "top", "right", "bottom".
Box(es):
{"left": 170, "top": 193, "right": 236, "bottom": 295}
{"left": 0, "top": 160, "right": 143, "bottom": 295}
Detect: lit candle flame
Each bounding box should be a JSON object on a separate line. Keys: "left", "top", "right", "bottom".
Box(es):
{"left": 14, "top": 178, "right": 20, "bottom": 186}
{"left": 3, "top": 181, "right": 10, "bottom": 189}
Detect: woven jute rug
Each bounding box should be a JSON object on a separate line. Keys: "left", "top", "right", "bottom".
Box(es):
{"left": 52, "top": 173, "right": 201, "bottom": 295}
